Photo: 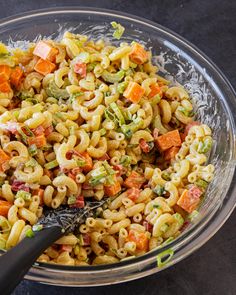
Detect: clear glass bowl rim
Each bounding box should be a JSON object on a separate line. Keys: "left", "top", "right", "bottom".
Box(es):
{"left": 0, "top": 6, "right": 236, "bottom": 286}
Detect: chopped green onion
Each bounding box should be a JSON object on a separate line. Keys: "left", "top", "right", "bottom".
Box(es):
{"left": 44, "top": 159, "right": 59, "bottom": 170}
{"left": 162, "top": 237, "right": 174, "bottom": 246}
{"left": 17, "top": 127, "right": 28, "bottom": 144}
{"left": 120, "top": 117, "right": 143, "bottom": 138}
{"left": 195, "top": 179, "right": 208, "bottom": 189}
{"left": 76, "top": 159, "right": 86, "bottom": 167}
{"left": 67, "top": 195, "right": 77, "bottom": 205}
{"left": 78, "top": 234, "right": 84, "bottom": 246}
{"left": 28, "top": 144, "right": 38, "bottom": 156}
{"left": 111, "top": 21, "right": 125, "bottom": 40}
{"left": 188, "top": 210, "right": 199, "bottom": 222}
{"left": 32, "top": 224, "right": 43, "bottom": 232}
{"left": 69, "top": 91, "right": 84, "bottom": 103}
{"left": 46, "top": 80, "right": 69, "bottom": 99}
{"left": 89, "top": 166, "right": 107, "bottom": 186}
{"left": 110, "top": 102, "right": 125, "bottom": 126}
{"left": 117, "top": 81, "right": 128, "bottom": 94}
{"left": 178, "top": 106, "right": 194, "bottom": 117}
{"left": 156, "top": 248, "right": 174, "bottom": 268}
{"left": 160, "top": 223, "right": 169, "bottom": 233}
{"left": 173, "top": 213, "right": 184, "bottom": 226}
{"left": 25, "top": 158, "right": 37, "bottom": 168}
{"left": 54, "top": 112, "right": 65, "bottom": 120}
{"left": 87, "top": 62, "right": 97, "bottom": 72}
{"left": 150, "top": 94, "right": 161, "bottom": 106}
{"left": 153, "top": 185, "right": 165, "bottom": 196}
{"left": 153, "top": 204, "right": 160, "bottom": 209}
{"left": 120, "top": 155, "right": 131, "bottom": 167}
{"left": 15, "top": 190, "right": 31, "bottom": 201}
{"left": 99, "top": 128, "right": 107, "bottom": 136}
{"left": 197, "top": 137, "right": 213, "bottom": 154}
{"left": 101, "top": 70, "right": 125, "bottom": 83}
{"left": 12, "top": 110, "right": 20, "bottom": 119}
{"left": 25, "top": 229, "right": 35, "bottom": 238}
{"left": 103, "top": 161, "right": 116, "bottom": 176}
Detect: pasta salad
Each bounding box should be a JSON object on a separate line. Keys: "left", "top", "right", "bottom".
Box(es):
{"left": 0, "top": 28, "right": 214, "bottom": 266}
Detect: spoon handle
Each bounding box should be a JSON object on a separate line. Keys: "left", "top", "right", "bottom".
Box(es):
{"left": 0, "top": 226, "right": 62, "bottom": 295}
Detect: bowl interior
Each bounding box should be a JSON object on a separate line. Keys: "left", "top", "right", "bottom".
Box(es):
{"left": 0, "top": 8, "right": 235, "bottom": 286}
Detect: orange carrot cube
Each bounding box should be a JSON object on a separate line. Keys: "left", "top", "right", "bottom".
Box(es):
{"left": 156, "top": 130, "right": 182, "bottom": 152}
{"left": 33, "top": 41, "right": 58, "bottom": 61}
{"left": 34, "top": 58, "right": 56, "bottom": 75}
{"left": 129, "top": 43, "right": 148, "bottom": 64}
{"left": 123, "top": 81, "right": 145, "bottom": 103}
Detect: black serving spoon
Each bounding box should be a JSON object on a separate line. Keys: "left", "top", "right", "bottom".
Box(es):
{"left": 0, "top": 200, "right": 105, "bottom": 295}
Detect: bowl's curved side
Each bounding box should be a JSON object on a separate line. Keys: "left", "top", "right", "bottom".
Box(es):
{"left": 0, "top": 7, "right": 235, "bottom": 286}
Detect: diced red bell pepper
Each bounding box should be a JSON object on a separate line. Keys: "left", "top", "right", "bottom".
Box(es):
{"left": 71, "top": 196, "right": 85, "bottom": 208}
{"left": 44, "top": 125, "right": 54, "bottom": 136}
{"left": 182, "top": 121, "right": 200, "bottom": 140}
{"left": 98, "top": 153, "right": 110, "bottom": 161}
{"left": 11, "top": 180, "right": 30, "bottom": 192}
{"left": 126, "top": 187, "right": 141, "bottom": 202}
{"left": 32, "top": 125, "right": 45, "bottom": 136}
{"left": 74, "top": 62, "right": 87, "bottom": 78}
{"left": 113, "top": 164, "right": 124, "bottom": 177}
{"left": 82, "top": 233, "right": 91, "bottom": 246}
{"left": 153, "top": 128, "right": 159, "bottom": 141}
{"left": 143, "top": 221, "right": 153, "bottom": 232}
{"left": 60, "top": 245, "right": 73, "bottom": 252}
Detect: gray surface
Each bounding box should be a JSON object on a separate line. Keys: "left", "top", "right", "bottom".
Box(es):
{"left": 0, "top": 0, "right": 235, "bottom": 294}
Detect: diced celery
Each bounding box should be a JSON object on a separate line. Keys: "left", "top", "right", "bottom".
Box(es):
{"left": 67, "top": 196, "right": 77, "bottom": 205}
{"left": 46, "top": 81, "right": 69, "bottom": 99}
{"left": 110, "top": 22, "right": 125, "bottom": 40}
{"left": 195, "top": 179, "right": 208, "bottom": 189}
{"left": 117, "top": 81, "right": 128, "bottom": 94}
{"left": 25, "top": 158, "right": 37, "bottom": 168}
{"left": 101, "top": 70, "right": 125, "bottom": 83}
{"left": 15, "top": 190, "right": 31, "bottom": 201}
{"left": 26, "top": 229, "right": 34, "bottom": 238}
{"left": 110, "top": 102, "right": 125, "bottom": 125}
{"left": 153, "top": 185, "right": 165, "bottom": 196}
{"left": 173, "top": 213, "right": 184, "bottom": 226}
{"left": 120, "top": 155, "right": 131, "bottom": 167}
{"left": 28, "top": 144, "right": 38, "bottom": 156}
{"left": 44, "top": 159, "right": 59, "bottom": 170}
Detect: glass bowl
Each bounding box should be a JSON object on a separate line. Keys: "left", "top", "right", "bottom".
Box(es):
{"left": 0, "top": 7, "right": 236, "bottom": 287}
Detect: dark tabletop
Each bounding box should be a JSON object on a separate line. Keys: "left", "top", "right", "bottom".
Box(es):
{"left": 0, "top": 0, "right": 235, "bottom": 294}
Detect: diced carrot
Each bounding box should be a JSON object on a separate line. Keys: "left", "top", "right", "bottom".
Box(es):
{"left": 148, "top": 83, "right": 162, "bottom": 98}
{"left": 129, "top": 43, "right": 148, "bottom": 64}
{"left": 0, "top": 81, "right": 12, "bottom": 93}
{"left": 28, "top": 135, "right": 46, "bottom": 148}
{"left": 163, "top": 146, "right": 180, "bottom": 161}
{"left": 80, "top": 152, "right": 93, "bottom": 173}
{"left": 32, "top": 125, "right": 45, "bottom": 136}
{"left": 104, "top": 178, "right": 121, "bottom": 197}
{"left": 124, "top": 171, "right": 146, "bottom": 189}
{"left": 0, "top": 149, "right": 10, "bottom": 165}
{"left": 139, "top": 139, "right": 153, "bottom": 153}
{"left": 60, "top": 245, "right": 73, "bottom": 252}
{"left": 33, "top": 41, "right": 58, "bottom": 61}
{"left": 177, "top": 187, "right": 202, "bottom": 213}
{"left": 127, "top": 188, "right": 141, "bottom": 202}
{"left": 44, "top": 125, "right": 54, "bottom": 136}
{"left": 0, "top": 200, "right": 12, "bottom": 217}
{"left": 74, "top": 62, "right": 86, "bottom": 78}
{"left": 10, "top": 66, "right": 24, "bottom": 88}
{"left": 123, "top": 81, "right": 145, "bottom": 103}
{"left": 156, "top": 130, "right": 182, "bottom": 152}
{"left": 0, "top": 65, "right": 11, "bottom": 81}
{"left": 128, "top": 230, "right": 149, "bottom": 251}
{"left": 34, "top": 58, "right": 56, "bottom": 75}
